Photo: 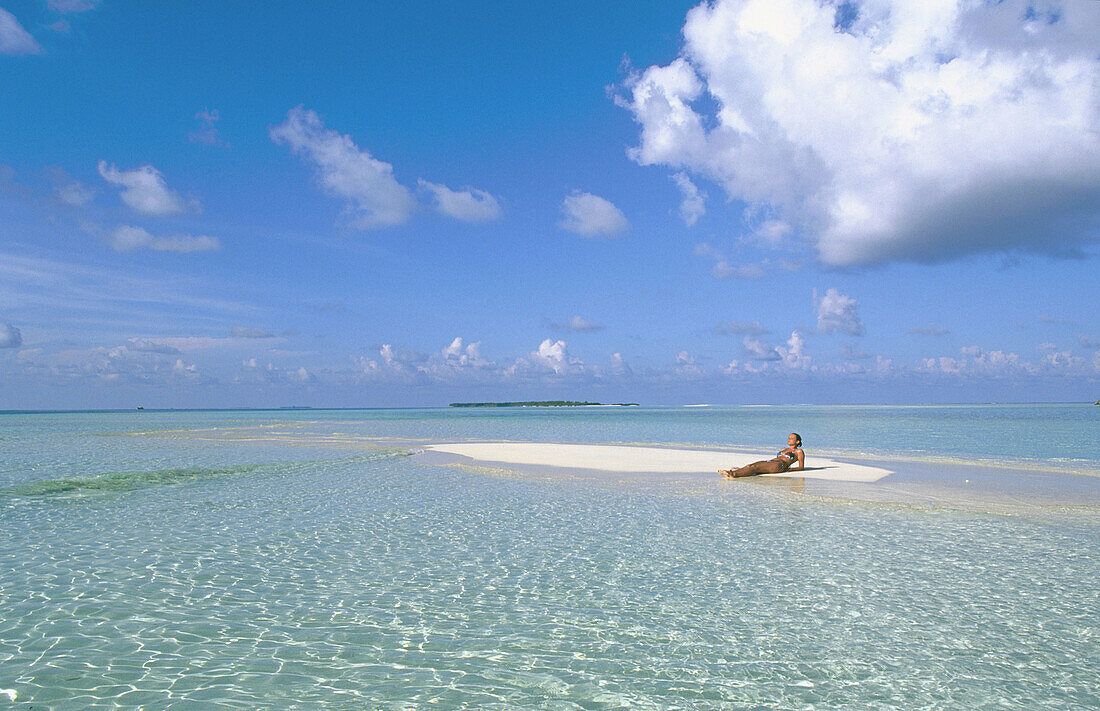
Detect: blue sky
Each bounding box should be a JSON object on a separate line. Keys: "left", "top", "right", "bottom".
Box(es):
{"left": 1, "top": 0, "right": 1098, "bottom": 408}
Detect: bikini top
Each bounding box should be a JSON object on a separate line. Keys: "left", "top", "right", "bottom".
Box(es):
{"left": 778, "top": 448, "right": 801, "bottom": 461}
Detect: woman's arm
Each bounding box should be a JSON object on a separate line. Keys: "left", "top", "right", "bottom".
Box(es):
{"left": 791, "top": 449, "right": 805, "bottom": 471}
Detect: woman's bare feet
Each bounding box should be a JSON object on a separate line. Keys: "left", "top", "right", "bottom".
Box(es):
{"left": 720, "top": 469, "right": 736, "bottom": 478}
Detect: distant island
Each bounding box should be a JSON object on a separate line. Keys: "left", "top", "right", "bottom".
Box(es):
{"left": 449, "top": 401, "right": 639, "bottom": 407}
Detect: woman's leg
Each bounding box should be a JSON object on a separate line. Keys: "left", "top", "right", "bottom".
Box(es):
{"left": 722, "top": 459, "right": 791, "bottom": 478}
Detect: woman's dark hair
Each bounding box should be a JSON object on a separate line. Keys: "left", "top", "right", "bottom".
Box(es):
{"left": 791, "top": 432, "right": 802, "bottom": 446}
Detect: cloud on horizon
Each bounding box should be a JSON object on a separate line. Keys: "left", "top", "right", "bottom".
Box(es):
{"left": 618, "top": 0, "right": 1100, "bottom": 265}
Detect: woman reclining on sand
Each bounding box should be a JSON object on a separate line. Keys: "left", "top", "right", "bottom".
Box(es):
{"left": 721, "top": 433, "right": 804, "bottom": 478}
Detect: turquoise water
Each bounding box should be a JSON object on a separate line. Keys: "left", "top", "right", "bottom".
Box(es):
{"left": 1, "top": 407, "right": 1097, "bottom": 708}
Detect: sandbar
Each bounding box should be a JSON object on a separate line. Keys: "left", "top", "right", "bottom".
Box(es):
{"left": 425, "top": 442, "right": 892, "bottom": 482}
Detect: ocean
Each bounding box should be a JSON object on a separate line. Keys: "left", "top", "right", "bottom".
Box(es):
{"left": 1, "top": 405, "right": 1097, "bottom": 708}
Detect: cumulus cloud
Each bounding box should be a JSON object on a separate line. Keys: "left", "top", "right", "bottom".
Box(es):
{"left": 609, "top": 352, "right": 632, "bottom": 376}
{"left": 126, "top": 338, "right": 181, "bottom": 354}
{"left": 741, "top": 336, "right": 780, "bottom": 361}
{"left": 715, "top": 320, "right": 768, "bottom": 336}
{"left": 418, "top": 180, "right": 502, "bottom": 222}
{"left": 354, "top": 338, "right": 497, "bottom": 384}
{"left": 270, "top": 106, "right": 416, "bottom": 230}
{"left": 527, "top": 338, "right": 574, "bottom": 374}
{"left": 618, "top": 0, "right": 1100, "bottom": 265}
{"left": 441, "top": 337, "right": 491, "bottom": 367}
{"left": 558, "top": 191, "right": 629, "bottom": 237}
{"left": 108, "top": 225, "right": 220, "bottom": 253}
{"left": 23, "top": 345, "right": 202, "bottom": 384}
{"left": 238, "top": 358, "right": 314, "bottom": 385}
{"left": 0, "top": 323, "right": 22, "bottom": 348}
{"left": 693, "top": 243, "right": 769, "bottom": 279}
{"left": 778, "top": 330, "right": 811, "bottom": 370}
{"left": 98, "top": 161, "right": 187, "bottom": 215}
{"left": 672, "top": 172, "right": 705, "bottom": 226}
{"left": 189, "top": 108, "right": 227, "bottom": 146}
{"left": 0, "top": 8, "right": 42, "bottom": 55}
{"left": 544, "top": 315, "right": 604, "bottom": 332}
{"left": 676, "top": 350, "right": 705, "bottom": 377}
{"left": 815, "top": 288, "right": 864, "bottom": 335}
{"left": 738, "top": 330, "right": 811, "bottom": 371}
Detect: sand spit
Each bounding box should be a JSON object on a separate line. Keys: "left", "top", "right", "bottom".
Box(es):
{"left": 425, "top": 442, "right": 892, "bottom": 483}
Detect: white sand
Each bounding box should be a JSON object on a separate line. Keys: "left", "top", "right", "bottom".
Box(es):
{"left": 426, "top": 442, "right": 892, "bottom": 483}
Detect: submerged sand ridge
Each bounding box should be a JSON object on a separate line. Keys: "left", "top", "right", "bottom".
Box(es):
{"left": 425, "top": 442, "right": 892, "bottom": 483}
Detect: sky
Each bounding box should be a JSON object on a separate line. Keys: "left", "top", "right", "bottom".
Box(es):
{"left": 1, "top": 0, "right": 1098, "bottom": 409}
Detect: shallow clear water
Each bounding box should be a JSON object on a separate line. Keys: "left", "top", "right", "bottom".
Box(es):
{"left": 1, "top": 407, "right": 1097, "bottom": 708}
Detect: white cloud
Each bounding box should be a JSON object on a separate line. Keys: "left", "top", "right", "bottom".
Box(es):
{"left": 676, "top": 350, "right": 705, "bottom": 377}
{"left": 354, "top": 338, "right": 498, "bottom": 384}
{"left": 815, "top": 288, "right": 865, "bottom": 335}
{"left": 441, "top": 337, "right": 491, "bottom": 368}
{"left": 0, "top": 323, "right": 22, "bottom": 348}
{"left": 128, "top": 336, "right": 277, "bottom": 352}
{"left": 231, "top": 326, "right": 275, "bottom": 339}
{"left": 738, "top": 330, "right": 811, "bottom": 370}
{"left": 711, "top": 260, "right": 766, "bottom": 279}
{"left": 754, "top": 219, "right": 792, "bottom": 246}
{"left": 778, "top": 331, "right": 811, "bottom": 370}
{"left": 47, "top": 0, "right": 99, "bottom": 12}
{"left": 907, "top": 324, "right": 951, "bottom": 336}
{"left": 693, "top": 244, "right": 769, "bottom": 279}
{"left": 544, "top": 315, "right": 604, "bottom": 332}
{"left": 237, "top": 358, "right": 313, "bottom": 385}
{"left": 108, "top": 225, "right": 220, "bottom": 253}
{"left": 172, "top": 359, "right": 197, "bottom": 375}
{"left": 558, "top": 191, "right": 629, "bottom": 237}
{"left": 609, "top": 352, "right": 632, "bottom": 376}
{"left": 126, "top": 338, "right": 180, "bottom": 354}
{"left": 618, "top": 0, "right": 1100, "bottom": 265}
{"left": 270, "top": 106, "right": 416, "bottom": 230}
{"left": 57, "top": 181, "right": 94, "bottom": 206}
{"left": 716, "top": 320, "right": 768, "bottom": 336}
{"left": 919, "top": 346, "right": 1031, "bottom": 377}
{"left": 20, "top": 345, "right": 203, "bottom": 385}
{"left": 529, "top": 338, "right": 572, "bottom": 374}
{"left": 742, "top": 336, "right": 780, "bottom": 361}
{"left": 418, "top": 180, "right": 502, "bottom": 222}
{"left": 672, "top": 172, "right": 705, "bottom": 226}
{"left": 189, "top": 108, "right": 227, "bottom": 147}
{"left": 97, "top": 161, "right": 187, "bottom": 215}
{"left": 0, "top": 8, "right": 42, "bottom": 55}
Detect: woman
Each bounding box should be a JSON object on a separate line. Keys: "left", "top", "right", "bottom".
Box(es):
{"left": 721, "top": 433, "right": 804, "bottom": 478}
